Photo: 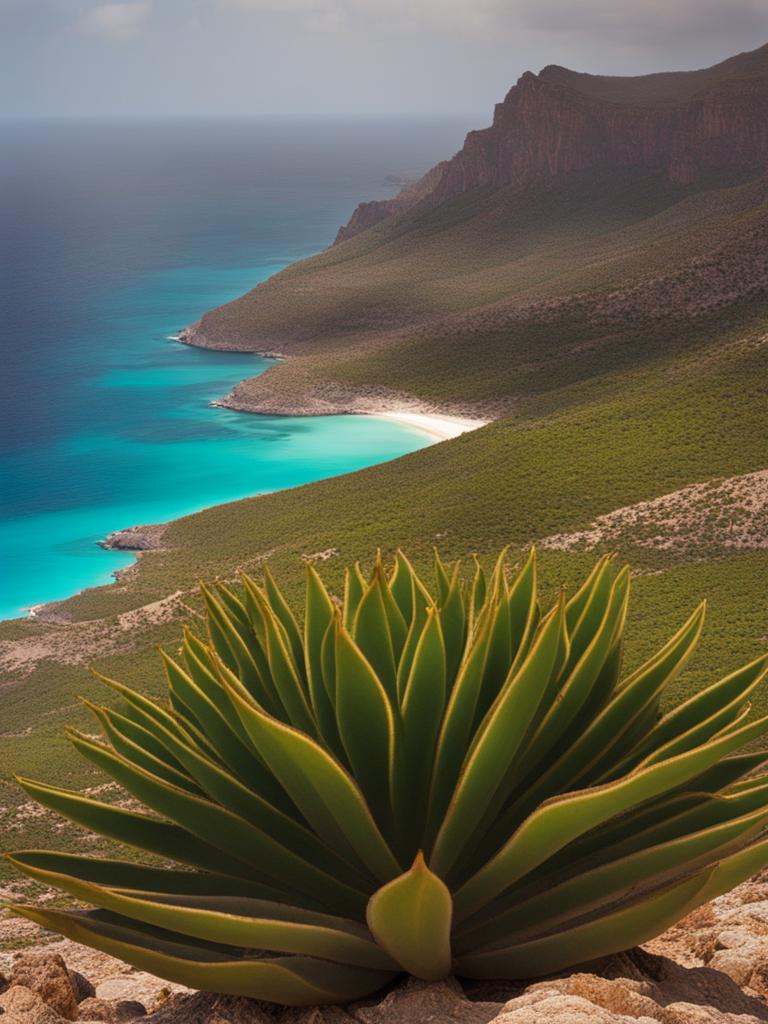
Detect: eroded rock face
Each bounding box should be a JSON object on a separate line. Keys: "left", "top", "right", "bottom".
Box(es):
{"left": 333, "top": 162, "right": 449, "bottom": 244}
{"left": 0, "top": 983, "right": 70, "bottom": 1024}
{"left": 79, "top": 995, "right": 147, "bottom": 1021}
{"left": 431, "top": 67, "right": 768, "bottom": 200}
{"left": 648, "top": 869, "right": 768, "bottom": 1002}
{"left": 9, "top": 952, "right": 80, "bottom": 1020}
{"left": 336, "top": 44, "right": 768, "bottom": 242}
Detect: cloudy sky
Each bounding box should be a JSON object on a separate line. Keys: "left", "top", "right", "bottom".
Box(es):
{"left": 3, "top": 0, "right": 768, "bottom": 117}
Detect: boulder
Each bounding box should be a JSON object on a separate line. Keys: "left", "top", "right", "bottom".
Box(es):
{"left": 9, "top": 951, "right": 80, "bottom": 1020}
{"left": 647, "top": 868, "right": 768, "bottom": 1001}
{"left": 494, "top": 987, "right": 658, "bottom": 1023}
{"left": 70, "top": 968, "right": 97, "bottom": 1003}
{"left": 96, "top": 972, "right": 187, "bottom": 1010}
{"left": 493, "top": 968, "right": 768, "bottom": 1024}
{"left": 79, "top": 995, "right": 147, "bottom": 1021}
{"left": 598, "top": 948, "right": 768, "bottom": 1018}
{"left": 0, "top": 983, "right": 70, "bottom": 1023}
{"left": 354, "top": 978, "right": 500, "bottom": 1024}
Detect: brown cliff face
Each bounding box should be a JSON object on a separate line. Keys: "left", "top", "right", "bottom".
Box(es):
{"left": 336, "top": 44, "right": 768, "bottom": 241}
{"left": 334, "top": 161, "right": 449, "bottom": 243}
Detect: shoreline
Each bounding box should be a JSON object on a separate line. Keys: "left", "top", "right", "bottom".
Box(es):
{"left": 179, "top": 323, "right": 498, "bottom": 424}
{"left": 9, "top": 324, "right": 491, "bottom": 625}
{"left": 13, "top": 406, "right": 484, "bottom": 624}
{"left": 373, "top": 410, "right": 488, "bottom": 441}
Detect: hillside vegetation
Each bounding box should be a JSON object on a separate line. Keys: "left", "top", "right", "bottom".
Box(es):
{"left": 2, "top": 45, "right": 767, "bottom": 894}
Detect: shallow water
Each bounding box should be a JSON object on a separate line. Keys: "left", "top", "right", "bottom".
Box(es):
{"left": 0, "top": 116, "right": 471, "bottom": 618}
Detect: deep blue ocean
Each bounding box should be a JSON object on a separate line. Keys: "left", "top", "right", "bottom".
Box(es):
{"left": 0, "top": 117, "right": 471, "bottom": 619}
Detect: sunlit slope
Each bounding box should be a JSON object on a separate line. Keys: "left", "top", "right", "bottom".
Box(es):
{"left": 1, "top": 294, "right": 766, "bottom": 873}
{"left": 189, "top": 172, "right": 768, "bottom": 414}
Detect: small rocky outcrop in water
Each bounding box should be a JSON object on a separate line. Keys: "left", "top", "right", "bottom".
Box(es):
{"left": 100, "top": 524, "right": 167, "bottom": 552}
{"left": 7, "top": 869, "right": 768, "bottom": 1022}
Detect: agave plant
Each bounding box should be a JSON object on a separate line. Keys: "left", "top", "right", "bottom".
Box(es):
{"left": 8, "top": 549, "right": 768, "bottom": 1005}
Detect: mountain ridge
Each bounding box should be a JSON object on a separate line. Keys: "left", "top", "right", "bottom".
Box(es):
{"left": 335, "top": 43, "right": 768, "bottom": 244}
{"left": 178, "top": 42, "right": 768, "bottom": 427}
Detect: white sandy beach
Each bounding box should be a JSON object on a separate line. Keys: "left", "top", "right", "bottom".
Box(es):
{"left": 376, "top": 410, "right": 488, "bottom": 442}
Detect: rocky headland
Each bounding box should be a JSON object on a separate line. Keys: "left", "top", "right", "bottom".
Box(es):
{"left": 99, "top": 524, "right": 167, "bottom": 554}
{"left": 174, "top": 43, "right": 768, "bottom": 423}
{"left": 337, "top": 44, "right": 768, "bottom": 243}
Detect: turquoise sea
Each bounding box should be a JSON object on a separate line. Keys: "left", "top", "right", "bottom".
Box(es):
{"left": 0, "top": 117, "right": 471, "bottom": 619}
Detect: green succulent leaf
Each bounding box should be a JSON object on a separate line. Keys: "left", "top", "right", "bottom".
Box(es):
{"left": 10, "top": 905, "right": 395, "bottom": 1005}
{"left": 221, "top": 675, "right": 401, "bottom": 883}
{"left": 304, "top": 562, "right": 342, "bottom": 749}
{"left": 454, "top": 871, "right": 711, "bottom": 978}
{"left": 455, "top": 711, "right": 768, "bottom": 919}
{"left": 66, "top": 730, "right": 368, "bottom": 915}
{"left": 456, "top": 802, "right": 768, "bottom": 952}
{"left": 342, "top": 564, "right": 367, "bottom": 629}
{"left": 431, "top": 594, "right": 565, "bottom": 878}
{"left": 9, "top": 856, "right": 395, "bottom": 970}
{"left": 263, "top": 565, "right": 306, "bottom": 673}
{"left": 438, "top": 562, "right": 467, "bottom": 683}
{"left": 352, "top": 561, "right": 404, "bottom": 700}
{"left": 14, "top": 778, "right": 262, "bottom": 883}
{"left": 367, "top": 853, "right": 452, "bottom": 980}
{"left": 7, "top": 851, "right": 292, "bottom": 900}
{"left": 396, "top": 607, "right": 447, "bottom": 854}
{"left": 334, "top": 622, "right": 398, "bottom": 829}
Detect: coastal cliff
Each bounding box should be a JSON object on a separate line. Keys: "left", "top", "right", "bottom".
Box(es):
{"left": 180, "top": 42, "right": 768, "bottom": 422}
{"left": 337, "top": 44, "right": 768, "bottom": 241}
{"left": 334, "top": 161, "right": 449, "bottom": 243}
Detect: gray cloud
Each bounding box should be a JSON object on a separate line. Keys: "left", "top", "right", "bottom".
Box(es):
{"left": 516, "top": 0, "right": 768, "bottom": 42}
{"left": 213, "top": 0, "right": 768, "bottom": 41}
{"left": 1, "top": 0, "right": 766, "bottom": 117}
{"left": 79, "top": 2, "right": 152, "bottom": 38}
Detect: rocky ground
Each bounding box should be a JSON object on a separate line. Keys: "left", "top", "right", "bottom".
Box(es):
{"left": 6, "top": 870, "right": 768, "bottom": 1022}
{"left": 540, "top": 470, "right": 768, "bottom": 558}
{"left": 0, "top": 590, "right": 187, "bottom": 680}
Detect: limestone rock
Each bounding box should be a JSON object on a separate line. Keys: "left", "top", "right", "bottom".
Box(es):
{"left": 647, "top": 867, "right": 768, "bottom": 1001}
{"left": 598, "top": 948, "right": 768, "bottom": 1019}
{"left": 493, "top": 965, "right": 768, "bottom": 1023}
{"left": 524, "top": 973, "right": 662, "bottom": 1018}
{"left": 9, "top": 951, "right": 79, "bottom": 1020}
{"left": 353, "top": 978, "right": 500, "bottom": 1024}
{"left": 0, "top": 983, "right": 70, "bottom": 1023}
{"left": 494, "top": 987, "right": 658, "bottom": 1023}
{"left": 144, "top": 991, "right": 274, "bottom": 1023}
{"left": 100, "top": 523, "right": 166, "bottom": 552}
{"left": 79, "top": 995, "right": 147, "bottom": 1021}
{"left": 70, "top": 968, "right": 97, "bottom": 1003}
{"left": 95, "top": 971, "right": 188, "bottom": 1009}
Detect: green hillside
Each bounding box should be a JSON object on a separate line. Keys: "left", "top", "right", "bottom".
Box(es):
{"left": 188, "top": 171, "right": 768, "bottom": 417}
{"left": 2, "top": 50, "right": 767, "bottom": 899}
{"left": 2, "top": 286, "right": 766, "bottom": 883}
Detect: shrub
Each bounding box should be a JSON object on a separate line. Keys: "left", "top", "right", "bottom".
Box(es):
{"left": 8, "top": 549, "right": 768, "bottom": 1005}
